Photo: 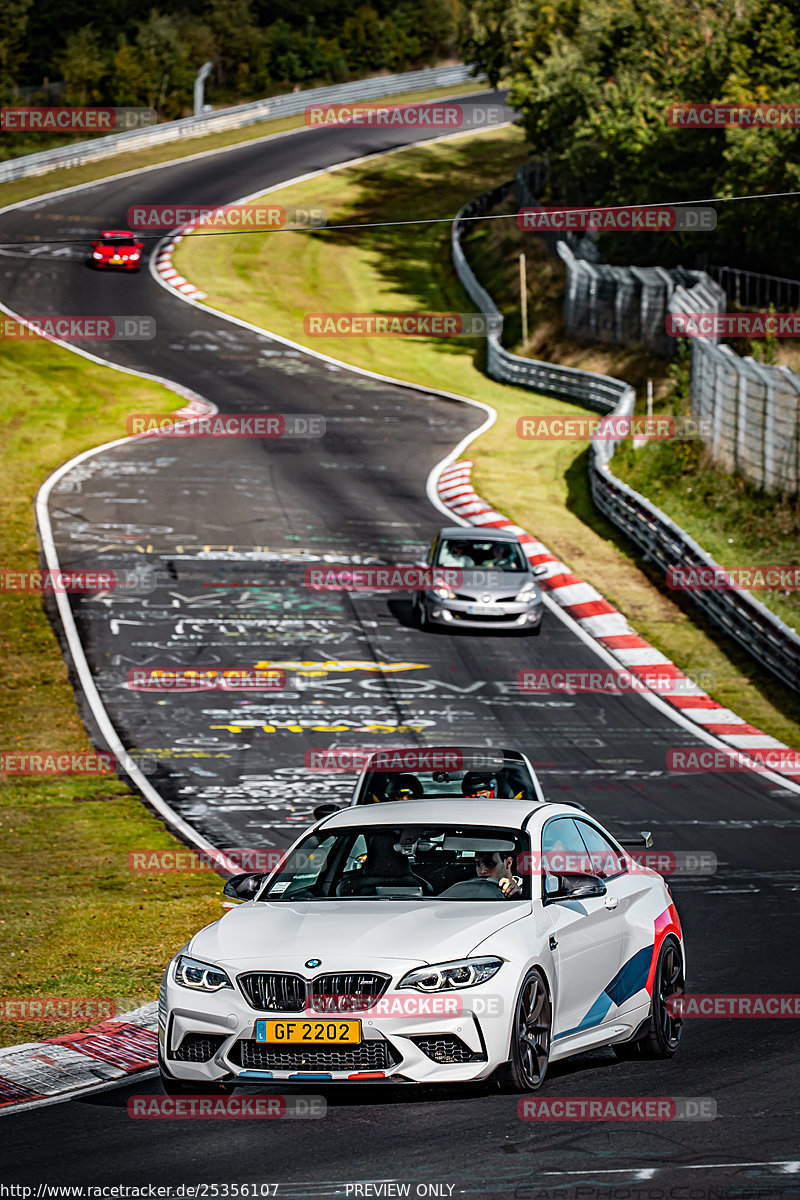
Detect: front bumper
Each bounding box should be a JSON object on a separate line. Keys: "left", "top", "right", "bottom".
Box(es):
{"left": 423, "top": 595, "right": 543, "bottom": 631}
{"left": 161, "top": 974, "right": 512, "bottom": 1086}
{"left": 92, "top": 258, "right": 140, "bottom": 270}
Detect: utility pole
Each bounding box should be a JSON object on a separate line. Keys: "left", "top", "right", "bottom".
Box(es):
{"left": 194, "top": 62, "right": 213, "bottom": 118}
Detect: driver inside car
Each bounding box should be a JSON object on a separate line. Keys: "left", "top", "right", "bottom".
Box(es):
{"left": 475, "top": 850, "right": 521, "bottom": 898}
{"left": 462, "top": 771, "right": 498, "bottom": 799}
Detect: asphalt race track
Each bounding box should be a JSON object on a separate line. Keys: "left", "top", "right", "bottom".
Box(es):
{"left": 1, "top": 94, "right": 799, "bottom": 1197}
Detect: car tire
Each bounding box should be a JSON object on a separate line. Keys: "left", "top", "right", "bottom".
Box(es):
{"left": 504, "top": 967, "right": 552, "bottom": 1091}
{"left": 613, "top": 935, "right": 684, "bottom": 1060}
{"left": 158, "top": 1049, "right": 235, "bottom": 1095}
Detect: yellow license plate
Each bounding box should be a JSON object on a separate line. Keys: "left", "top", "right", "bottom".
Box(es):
{"left": 255, "top": 1018, "right": 361, "bottom": 1044}
{"left": 111, "top": 255, "right": 123, "bottom": 263}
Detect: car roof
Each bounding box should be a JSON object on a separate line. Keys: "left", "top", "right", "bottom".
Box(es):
{"left": 318, "top": 798, "right": 585, "bottom": 832}
{"left": 437, "top": 526, "right": 521, "bottom": 542}
{"left": 99, "top": 229, "right": 137, "bottom": 238}
{"left": 358, "top": 744, "right": 528, "bottom": 765}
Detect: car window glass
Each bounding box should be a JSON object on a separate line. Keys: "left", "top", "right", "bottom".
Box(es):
{"left": 435, "top": 539, "right": 527, "bottom": 572}
{"left": 260, "top": 825, "right": 531, "bottom": 901}
{"left": 343, "top": 834, "right": 368, "bottom": 873}
{"left": 541, "top": 817, "right": 590, "bottom": 877}
{"left": 278, "top": 834, "right": 339, "bottom": 896}
{"left": 575, "top": 821, "right": 627, "bottom": 878}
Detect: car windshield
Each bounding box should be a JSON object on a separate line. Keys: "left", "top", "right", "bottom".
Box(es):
{"left": 258, "top": 824, "right": 531, "bottom": 902}
{"left": 100, "top": 235, "right": 136, "bottom": 245}
{"left": 358, "top": 759, "right": 536, "bottom": 802}
{"left": 435, "top": 538, "right": 527, "bottom": 572}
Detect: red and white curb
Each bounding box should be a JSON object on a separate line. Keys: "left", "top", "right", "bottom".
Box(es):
{"left": 437, "top": 460, "right": 800, "bottom": 783}
{"left": 154, "top": 230, "right": 207, "bottom": 301}
{"left": 0, "top": 1003, "right": 157, "bottom": 1111}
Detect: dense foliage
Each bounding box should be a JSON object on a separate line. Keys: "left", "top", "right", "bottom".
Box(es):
{"left": 461, "top": 0, "right": 800, "bottom": 273}
{"left": 3, "top": 0, "right": 457, "bottom": 114}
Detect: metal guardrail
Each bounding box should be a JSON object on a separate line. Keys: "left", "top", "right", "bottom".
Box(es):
{"left": 451, "top": 183, "right": 800, "bottom": 694}
{"left": 452, "top": 186, "right": 632, "bottom": 413}
{"left": 709, "top": 264, "right": 800, "bottom": 311}
{"left": 0, "top": 64, "right": 480, "bottom": 183}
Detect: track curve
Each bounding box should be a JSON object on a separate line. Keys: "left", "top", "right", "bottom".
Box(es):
{"left": 1, "top": 96, "right": 799, "bottom": 1195}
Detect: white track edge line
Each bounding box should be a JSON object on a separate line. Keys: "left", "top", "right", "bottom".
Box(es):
{"left": 154, "top": 140, "right": 800, "bottom": 798}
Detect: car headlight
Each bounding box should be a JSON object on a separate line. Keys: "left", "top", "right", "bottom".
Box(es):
{"left": 173, "top": 954, "right": 233, "bottom": 992}
{"left": 515, "top": 583, "right": 538, "bottom": 602}
{"left": 92, "top": 252, "right": 104, "bottom": 260}
{"left": 398, "top": 957, "right": 503, "bottom": 991}
{"left": 432, "top": 586, "right": 456, "bottom": 600}
{"left": 128, "top": 252, "right": 140, "bottom": 260}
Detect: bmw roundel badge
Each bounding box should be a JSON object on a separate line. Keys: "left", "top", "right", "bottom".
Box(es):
{"left": 305, "top": 959, "right": 322, "bottom": 968}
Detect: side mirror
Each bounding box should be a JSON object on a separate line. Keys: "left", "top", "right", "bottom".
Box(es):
{"left": 618, "top": 830, "right": 653, "bottom": 848}
{"left": 313, "top": 803, "right": 341, "bottom": 820}
{"left": 546, "top": 872, "right": 607, "bottom": 902}
{"left": 532, "top": 564, "right": 549, "bottom": 578}
{"left": 91, "top": 241, "right": 99, "bottom": 249}
{"left": 223, "top": 872, "right": 265, "bottom": 900}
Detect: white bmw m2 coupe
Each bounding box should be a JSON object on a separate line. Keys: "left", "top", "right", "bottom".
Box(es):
{"left": 159, "top": 800, "right": 685, "bottom": 1093}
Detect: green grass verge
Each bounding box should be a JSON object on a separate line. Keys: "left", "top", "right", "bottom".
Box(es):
{"left": 0, "top": 338, "right": 225, "bottom": 1048}
{"left": 0, "top": 82, "right": 484, "bottom": 211}
{"left": 175, "top": 128, "right": 800, "bottom": 748}
{"left": 612, "top": 429, "right": 800, "bottom": 635}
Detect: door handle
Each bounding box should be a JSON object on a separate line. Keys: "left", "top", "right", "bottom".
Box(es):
{"left": 549, "top": 935, "right": 558, "bottom": 950}
{"left": 604, "top": 896, "right": 618, "bottom": 910}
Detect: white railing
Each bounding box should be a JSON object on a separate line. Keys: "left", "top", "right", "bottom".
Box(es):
{"left": 0, "top": 64, "right": 481, "bottom": 183}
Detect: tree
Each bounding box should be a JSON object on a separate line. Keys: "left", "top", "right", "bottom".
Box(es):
{"left": 0, "top": 0, "right": 32, "bottom": 100}
{"left": 57, "top": 27, "right": 108, "bottom": 105}
{"left": 457, "top": 0, "right": 524, "bottom": 89}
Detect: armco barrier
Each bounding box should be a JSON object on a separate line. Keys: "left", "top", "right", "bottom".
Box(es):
{"left": 451, "top": 184, "right": 800, "bottom": 694}
{"left": 0, "top": 65, "right": 481, "bottom": 183}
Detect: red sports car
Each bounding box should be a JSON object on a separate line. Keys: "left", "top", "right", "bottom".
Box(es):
{"left": 89, "top": 230, "right": 144, "bottom": 270}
